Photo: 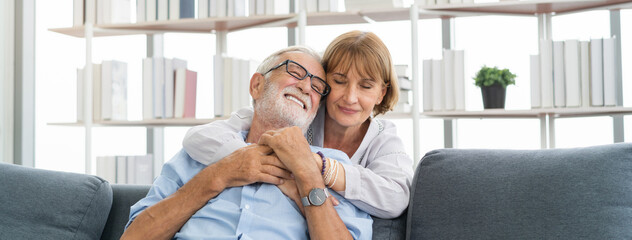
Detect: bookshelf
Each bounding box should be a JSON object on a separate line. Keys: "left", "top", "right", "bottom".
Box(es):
{"left": 49, "top": 0, "right": 631, "bottom": 173}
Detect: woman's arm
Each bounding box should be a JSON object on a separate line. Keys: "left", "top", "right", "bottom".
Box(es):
{"left": 183, "top": 107, "right": 254, "bottom": 165}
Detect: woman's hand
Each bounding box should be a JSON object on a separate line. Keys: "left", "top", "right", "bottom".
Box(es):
{"left": 258, "top": 127, "right": 319, "bottom": 177}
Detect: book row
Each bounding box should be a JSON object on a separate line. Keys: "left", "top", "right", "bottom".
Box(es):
{"left": 77, "top": 60, "right": 128, "bottom": 122}
{"left": 143, "top": 57, "right": 198, "bottom": 119}
{"left": 73, "top": 0, "right": 348, "bottom": 26}
{"left": 422, "top": 49, "right": 466, "bottom": 112}
{"left": 213, "top": 55, "right": 259, "bottom": 117}
{"left": 530, "top": 38, "right": 620, "bottom": 109}
{"left": 96, "top": 155, "right": 154, "bottom": 184}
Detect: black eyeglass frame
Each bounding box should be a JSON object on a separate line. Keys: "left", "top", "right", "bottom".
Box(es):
{"left": 264, "top": 59, "right": 331, "bottom": 96}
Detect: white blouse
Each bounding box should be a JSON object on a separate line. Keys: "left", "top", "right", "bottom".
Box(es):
{"left": 183, "top": 105, "right": 413, "bottom": 218}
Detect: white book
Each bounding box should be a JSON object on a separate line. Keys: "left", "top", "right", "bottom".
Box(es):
{"left": 227, "top": 0, "right": 235, "bottom": 16}
{"left": 264, "top": 0, "right": 274, "bottom": 15}
{"left": 174, "top": 68, "right": 187, "bottom": 118}
{"left": 85, "top": 0, "right": 96, "bottom": 24}
{"left": 552, "top": 41, "right": 566, "bottom": 107}
{"left": 142, "top": 58, "right": 154, "bottom": 119}
{"left": 431, "top": 59, "right": 444, "bottom": 111}
{"left": 153, "top": 57, "right": 165, "bottom": 118}
{"left": 304, "top": 0, "right": 317, "bottom": 12}
{"left": 240, "top": 59, "right": 253, "bottom": 109}
{"left": 580, "top": 41, "right": 591, "bottom": 107}
{"left": 318, "top": 0, "right": 330, "bottom": 12}
{"left": 453, "top": 50, "right": 465, "bottom": 111}
{"left": 126, "top": 156, "right": 137, "bottom": 184}
{"left": 209, "top": 0, "right": 218, "bottom": 17}
{"left": 77, "top": 68, "right": 84, "bottom": 122}
{"left": 231, "top": 58, "right": 241, "bottom": 112}
{"left": 157, "top": 0, "right": 168, "bottom": 20}
{"left": 164, "top": 58, "right": 174, "bottom": 118}
{"left": 116, "top": 156, "right": 127, "bottom": 184}
{"left": 137, "top": 0, "right": 146, "bottom": 22}
{"left": 255, "top": 0, "right": 265, "bottom": 15}
{"left": 234, "top": 0, "right": 246, "bottom": 16}
{"left": 73, "top": 0, "right": 84, "bottom": 26}
{"left": 146, "top": 0, "right": 157, "bottom": 21}
{"left": 213, "top": 55, "right": 224, "bottom": 116}
{"left": 529, "top": 54, "right": 541, "bottom": 108}
{"left": 135, "top": 155, "right": 154, "bottom": 185}
{"left": 169, "top": 0, "right": 180, "bottom": 19}
{"left": 539, "top": 39, "right": 554, "bottom": 108}
{"left": 273, "top": 0, "right": 289, "bottom": 14}
{"left": 101, "top": 61, "right": 113, "bottom": 120}
{"left": 93, "top": 63, "right": 102, "bottom": 121}
{"left": 198, "top": 0, "right": 209, "bottom": 18}
{"left": 422, "top": 59, "right": 433, "bottom": 112}
{"left": 96, "top": 156, "right": 116, "bottom": 183}
{"left": 603, "top": 37, "right": 617, "bottom": 106}
{"left": 223, "top": 57, "right": 233, "bottom": 116}
{"left": 110, "top": 60, "right": 128, "bottom": 120}
{"left": 97, "top": 0, "right": 105, "bottom": 24}
{"left": 249, "top": 0, "right": 257, "bottom": 16}
{"left": 590, "top": 38, "right": 603, "bottom": 106}
{"left": 216, "top": 0, "right": 227, "bottom": 17}
{"left": 564, "top": 40, "right": 581, "bottom": 107}
{"left": 443, "top": 50, "right": 455, "bottom": 111}
{"left": 109, "top": 0, "right": 131, "bottom": 24}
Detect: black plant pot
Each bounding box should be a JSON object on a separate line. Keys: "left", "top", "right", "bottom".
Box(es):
{"left": 480, "top": 84, "right": 506, "bottom": 109}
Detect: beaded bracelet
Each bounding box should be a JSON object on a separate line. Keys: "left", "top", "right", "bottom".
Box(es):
{"left": 317, "top": 151, "right": 326, "bottom": 175}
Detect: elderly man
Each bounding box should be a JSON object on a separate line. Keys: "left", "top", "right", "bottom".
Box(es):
{"left": 121, "top": 46, "right": 372, "bottom": 240}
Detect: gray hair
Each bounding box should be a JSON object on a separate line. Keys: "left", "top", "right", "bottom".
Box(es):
{"left": 256, "top": 45, "right": 322, "bottom": 76}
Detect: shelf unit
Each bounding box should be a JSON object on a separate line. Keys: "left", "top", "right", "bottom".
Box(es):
{"left": 50, "top": 0, "right": 631, "bottom": 174}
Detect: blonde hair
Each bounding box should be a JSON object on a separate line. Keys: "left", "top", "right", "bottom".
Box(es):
{"left": 321, "top": 31, "right": 399, "bottom": 116}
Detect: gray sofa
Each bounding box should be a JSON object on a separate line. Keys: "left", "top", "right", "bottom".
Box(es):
{"left": 2, "top": 143, "right": 631, "bottom": 239}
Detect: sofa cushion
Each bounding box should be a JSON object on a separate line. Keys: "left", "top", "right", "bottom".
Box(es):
{"left": 407, "top": 143, "right": 632, "bottom": 239}
{"left": 0, "top": 163, "right": 113, "bottom": 240}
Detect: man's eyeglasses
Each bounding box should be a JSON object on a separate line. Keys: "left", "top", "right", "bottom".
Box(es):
{"left": 264, "top": 59, "right": 331, "bottom": 96}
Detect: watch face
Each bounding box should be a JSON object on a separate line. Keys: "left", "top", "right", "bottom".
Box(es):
{"left": 308, "top": 188, "right": 327, "bottom": 206}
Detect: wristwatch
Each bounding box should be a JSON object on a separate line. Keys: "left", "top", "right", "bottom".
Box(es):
{"left": 301, "top": 188, "right": 329, "bottom": 207}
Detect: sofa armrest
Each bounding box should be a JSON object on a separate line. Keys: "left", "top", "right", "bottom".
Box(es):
{"left": 0, "top": 163, "right": 112, "bottom": 240}
{"left": 407, "top": 143, "right": 632, "bottom": 239}
{"left": 100, "top": 184, "right": 151, "bottom": 240}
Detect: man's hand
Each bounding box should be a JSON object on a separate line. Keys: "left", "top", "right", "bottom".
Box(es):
{"left": 258, "top": 127, "right": 318, "bottom": 177}
{"left": 214, "top": 144, "right": 292, "bottom": 188}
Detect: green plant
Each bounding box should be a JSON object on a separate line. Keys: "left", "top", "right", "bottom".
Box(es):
{"left": 473, "top": 65, "right": 516, "bottom": 88}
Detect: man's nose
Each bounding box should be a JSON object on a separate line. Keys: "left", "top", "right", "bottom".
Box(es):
{"left": 296, "top": 77, "right": 312, "bottom": 94}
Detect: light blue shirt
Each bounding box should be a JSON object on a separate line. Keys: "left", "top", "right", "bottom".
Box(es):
{"left": 126, "top": 147, "right": 373, "bottom": 239}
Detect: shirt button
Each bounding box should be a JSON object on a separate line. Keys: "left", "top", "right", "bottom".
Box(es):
{"left": 245, "top": 204, "right": 250, "bottom": 209}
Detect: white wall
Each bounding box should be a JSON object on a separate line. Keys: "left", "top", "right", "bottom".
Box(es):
{"left": 1, "top": 0, "right": 15, "bottom": 164}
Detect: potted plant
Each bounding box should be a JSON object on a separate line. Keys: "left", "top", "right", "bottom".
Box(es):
{"left": 473, "top": 65, "right": 516, "bottom": 109}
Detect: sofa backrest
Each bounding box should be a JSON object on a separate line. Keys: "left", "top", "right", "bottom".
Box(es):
{"left": 101, "top": 184, "right": 151, "bottom": 240}
{"left": 0, "top": 162, "right": 112, "bottom": 240}
{"left": 406, "top": 143, "right": 632, "bottom": 239}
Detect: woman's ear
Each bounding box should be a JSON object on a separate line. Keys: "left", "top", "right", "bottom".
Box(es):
{"left": 377, "top": 84, "right": 387, "bottom": 104}
{"left": 250, "top": 73, "right": 265, "bottom": 101}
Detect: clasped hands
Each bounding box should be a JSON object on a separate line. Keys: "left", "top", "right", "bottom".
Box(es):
{"left": 212, "top": 126, "right": 337, "bottom": 212}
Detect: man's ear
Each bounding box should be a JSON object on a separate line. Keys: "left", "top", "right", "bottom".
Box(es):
{"left": 250, "top": 72, "right": 266, "bottom": 101}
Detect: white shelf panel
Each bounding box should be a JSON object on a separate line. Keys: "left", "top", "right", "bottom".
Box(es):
{"left": 49, "top": 117, "right": 228, "bottom": 127}
{"left": 422, "top": 107, "right": 632, "bottom": 119}
{"left": 423, "top": 0, "right": 632, "bottom": 15}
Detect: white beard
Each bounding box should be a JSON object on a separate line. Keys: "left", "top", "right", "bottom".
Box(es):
{"left": 255, "top": 81, "right": 316, "bottom": 132}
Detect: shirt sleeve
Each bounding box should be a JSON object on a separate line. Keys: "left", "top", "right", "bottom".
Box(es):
{"left": 341, "top": 122, "right": 414, "bottom": 219}
{"left": 182, "top": 107, "right": 253, "bottom": 165}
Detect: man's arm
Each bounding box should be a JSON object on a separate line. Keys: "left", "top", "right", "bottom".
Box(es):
{"left": 121, "top": 145, "right": 290, "bottom": 240}
{"left": 259, "top": 127, "right": 355, "bottom": 240}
